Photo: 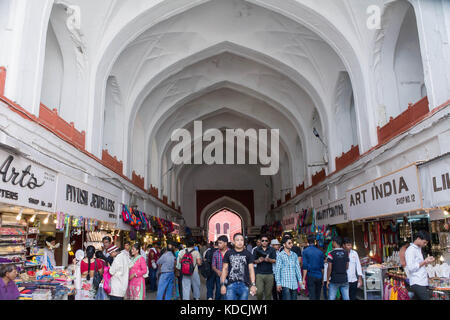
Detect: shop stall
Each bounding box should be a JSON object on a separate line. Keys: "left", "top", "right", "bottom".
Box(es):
{"left": 418, "top": 154, "right": 450, "bottom": 299}
{"left": 346, "top": 163, "right": 424, "bottom": 299}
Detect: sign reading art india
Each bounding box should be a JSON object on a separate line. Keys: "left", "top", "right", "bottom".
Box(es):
{"left": 0, "top": 148, "right": 56, "bottom": 211}
{"left": 316, "top": 198, "right": 347, "bottom": 226}
{"left": 56, "top": 175, "right": 119, "bottom": 224}
{"left": 346, "top": 164, "right": 422, "bottom": 220}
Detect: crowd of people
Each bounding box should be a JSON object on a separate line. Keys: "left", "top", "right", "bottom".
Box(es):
{"left": 0, "top": 230, "right": 435, "bottom": 300}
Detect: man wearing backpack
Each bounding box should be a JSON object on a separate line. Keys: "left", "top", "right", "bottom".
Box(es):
{"left": 176, "top": 237, "right": 203, "bottom": 300}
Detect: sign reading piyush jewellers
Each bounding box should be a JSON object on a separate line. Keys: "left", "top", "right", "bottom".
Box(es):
{"left": 0, "top": 148, "right": 56, "bottom": 211}
{"left": 346, "top": 164, "right": 422, "bottom": 220}
{"left": 56, "top": 174, "right": 119, "bottom": 224}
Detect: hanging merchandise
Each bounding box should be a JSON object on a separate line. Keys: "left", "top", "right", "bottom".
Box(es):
{"left": 64, "top": 215, "right": 71, "bottom": 238}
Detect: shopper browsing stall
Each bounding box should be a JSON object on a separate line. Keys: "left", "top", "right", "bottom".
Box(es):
{"left": 405, "top": 231, "right": 435, "bottom": 300}
{"left": 0, "top": 264, "right": 19, "bottom": 300}
{"left": 127, "top": 243, "right": 147, "bottom": 300}
{"left": 78, "top": 245, "right": 104, "bottom": 300}
{"left": 343, "top": 238, "right": 363, "bottom": 300}
{"left": 108, "top": 245, "right": 129, "bottom": 300}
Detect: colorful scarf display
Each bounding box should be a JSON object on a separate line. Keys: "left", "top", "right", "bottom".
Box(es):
{"left": 121, "top": 204, "right": 175, "bottom": 235}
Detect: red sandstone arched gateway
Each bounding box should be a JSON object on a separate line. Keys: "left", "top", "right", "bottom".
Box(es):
{"left": 207, "top": 209, "right": 243, "bottom": 243}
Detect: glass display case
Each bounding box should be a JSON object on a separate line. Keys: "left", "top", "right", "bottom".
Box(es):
{"left": 363, "top": 267, "right": 386, "bottom": 300}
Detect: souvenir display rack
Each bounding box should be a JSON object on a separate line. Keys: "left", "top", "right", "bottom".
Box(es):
{"left": 0, "top": 213, "right": 28, "bottom": 272}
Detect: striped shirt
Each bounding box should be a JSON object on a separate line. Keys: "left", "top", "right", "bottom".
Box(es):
{"left": 274, "top": 250, "right": 302, "bottom": 290}
{"left": 212, "top": 249, "right": 229, "bottom": 271}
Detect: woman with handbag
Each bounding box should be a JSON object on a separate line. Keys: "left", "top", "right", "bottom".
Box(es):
{"left": 78, "top": 246, "right": 104, "bottom": 300}
{"left": 127, "top": 243, "right": 147, "bottom": 300}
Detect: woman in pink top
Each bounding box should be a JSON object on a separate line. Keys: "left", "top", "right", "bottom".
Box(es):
{"left": 127, "top": 243, "right": 147, "bottom": 300}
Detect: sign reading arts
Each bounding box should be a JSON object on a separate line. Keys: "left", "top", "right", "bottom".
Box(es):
{"left": 346, "top": 164, "right": 421, "bottom": 219}
{"left": 419, "top": 154, "right": 450, "bottom": 208}
{"left": 0, "top": 148, "right": 56, "bottom": 211}
{"left": 56, "top": 175, "right": 118, "bottom": 223}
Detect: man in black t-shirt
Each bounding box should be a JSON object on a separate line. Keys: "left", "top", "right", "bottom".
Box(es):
{"left": 253, "top": 235, "right": 276, "bottom": 300}
{"left": 326, "top": 236, "right": 350, "bottom": 300}
{"left": 220, "top": 233, "right": 256, "bottom": 300}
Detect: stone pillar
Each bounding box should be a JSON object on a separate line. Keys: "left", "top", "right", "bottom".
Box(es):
{"left": 411, "top": 0, "right": 450, "bottom": 108}
{"left": 2, "top": 0, "right": 54, "bottom": 115}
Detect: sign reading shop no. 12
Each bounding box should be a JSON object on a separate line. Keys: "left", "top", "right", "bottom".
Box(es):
{"left": 346, "top": 164, "right": 422, "bottom": 220}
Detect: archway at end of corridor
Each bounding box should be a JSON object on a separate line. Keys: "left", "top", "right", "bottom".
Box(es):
{"left": 207, "top": 208, "right": 243, "bottom": 243}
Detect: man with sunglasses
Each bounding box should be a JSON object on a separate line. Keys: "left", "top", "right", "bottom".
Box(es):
{"left": 275, "top": 236, "right": 303, "bottom": 300}
{"left": 253, "top": 235, "right": 277, "bottom": 300}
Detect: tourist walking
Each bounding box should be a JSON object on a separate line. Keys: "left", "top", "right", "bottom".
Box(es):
{"left": 274, "top": 236, "right": 303, "bottom": 300}
{"left": 177, "top": 237, "right": 203, "bottom": 300}
{"left": 127, "top": 243, "right": 147, "bottom": 300}
{"left": 156, "top": 241, "right": 176, "bottom": 300}
{"left": 405, "top": 230, "right": 434, "bottom": 300}
{"left": 343, "top": 238, "right": 363, "bottom": 300}
{"left": 204, "top": 241, "right": 218, "bottom": 300}
{"left": 220, "top": 233, "right": 257, "bottom": 300}
{"left": 270, "top": 239, "right": 282, "bottom": 300}
{"left": 78, "top": 245, "right": 104, "bottom": 300}
{"left": 108, "top": 245, "right": 129, "bottom": 300}
{"left": 212, "top": 235, "right": 230, "bottom": 300}
{"left": 253, "top": 235, "right": 276, "bottom": 300}
{"left": 148, "top": 247, "right": 159, "bottom": 292}
{"left": 326, "top": 236, "right": 350, "bottom": 300}
{"left": 302, "top": 234, "right": 324, "bottom": 300}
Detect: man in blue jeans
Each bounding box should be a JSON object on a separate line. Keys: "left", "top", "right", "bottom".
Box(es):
{"left": 302, "top": 234, "right": 324, "bottom": 300}
{"left": 212, "top": 235, "right": 230, "bottom": 300}
{"left": 274, "top": 236, "right": 303, "bottom": 300}
{"left": 156, "top": 241, "right": 176, "bottom": 300}
{"left": 326, "top": 236, "right": 350, "bottom": 300}
{"left": 220, "top": 233, "right": 257, "bottom": 300}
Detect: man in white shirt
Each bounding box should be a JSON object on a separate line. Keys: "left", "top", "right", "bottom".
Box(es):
{"left": 108, "top": 245, "right": 130, "bottom": 300}
{"left": 405, "top": 230, "right": 435, "bottom": 300}
{"left": 343, "top": 238, "right": 363, "bottom": 300}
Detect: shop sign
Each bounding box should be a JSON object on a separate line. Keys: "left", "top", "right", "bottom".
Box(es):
{"left": 315, "top": 198, "right": 347, "bottom": 226}
{"left": 0, "top": 148, "right": 56, "bottom": 211}
{"left": 56, "top": 175, "right": 119, "bottom": 224}
{"left": 419, "top": 154, "right": 450, "bottom": 208}
{"left": 282, "top": 213, "right": 298, "bottom": 230}
{"left": 346, "top": 164, "right": 422, "bottom": 220}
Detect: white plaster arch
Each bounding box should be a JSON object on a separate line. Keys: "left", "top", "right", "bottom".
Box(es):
{"left": 153, "top": 89, "right": 301, "bottom": 190}
{"left": 88, "top": 0, "right": 374, "bottom": 159}
{"left": 128, "top": 53, "right": 324, "bottom": 181}
{"left": 123, "top": 43, "right": 332, "bottom": 177}
{"left": 373, "top": 0, "right": 425, "bottom": 125}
